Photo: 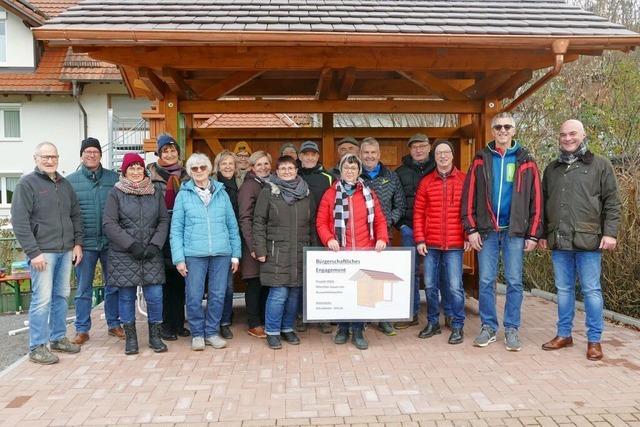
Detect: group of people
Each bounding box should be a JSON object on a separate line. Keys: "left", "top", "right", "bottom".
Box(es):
{"left": 10, "top": 112, "right": 620, "bottom": 364}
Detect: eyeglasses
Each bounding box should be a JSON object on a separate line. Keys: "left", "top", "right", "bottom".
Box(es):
{"left": 236, "top": 153, "right": 250, "bottom": 159}
{"left": 191, "top": 165, "right": 208, "bottom": 172}
{"left": 127, "top": 164, "right": 145, "bottom": 172}
{"left": 37, "top": 155, "right": 59, "bottom": 161}
{"left": 342, "top": 165, "right": 360, "bottom": 172}
{"left": 410, "top": 143, "right": 430, "bottom": 150}
{"left": 83, "top": 150, "right": 101, "bottom": 156}
{"left": 493, "top": 124, "right": 514, "bottom": 131}
{"left": 435, "top": 150, "right": 453, "bottom": 157}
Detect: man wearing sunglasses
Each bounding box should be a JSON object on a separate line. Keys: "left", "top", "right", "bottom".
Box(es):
{"left": 461, "top": 112, "right": 543, "bottom": 351}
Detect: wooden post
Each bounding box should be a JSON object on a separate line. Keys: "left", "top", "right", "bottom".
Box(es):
{"left": 322, "top": 113, "right": 334, "bottom": 170}
{"left": 184, "top": 113, "right": 193, "bottom": 157}
{"left": 459, "top": 113, "right": 478, "bottom": 298}
{"left": 163, "top": 91, "right": 179, "bottom": 140}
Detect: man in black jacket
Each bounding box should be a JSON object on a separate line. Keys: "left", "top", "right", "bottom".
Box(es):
{"left": 11, "top": 142, "right": 84, "bottom": 364}
{"left": 296, "top": 140, "right": 333, "bottom": 334}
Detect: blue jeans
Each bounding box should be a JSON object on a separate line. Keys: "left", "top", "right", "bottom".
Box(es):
{"left": 221, "top": 270, "right": 234, "bottom": 326}
{"left": 118, "top": 285, "right": 163, "bottom": 323}
{"left": 477, "top": 230, "right": 525, "bottom": 331}
{"left": 74, "top": 249, "right": 120, "bottom": 332}
{"left": 425, "top": 249, "right": 465, "bottom": 328}
{"left": 28, "top": 251, "right": 73, "bottom": 350}
{"left": 185, "top": 256, "right": 230, "bottom": 338}
{"left": 337, "top": 322, "right": 364, "bottom": 333}
{"left": 552, "top": 250, "right": 603, "bottom": 342}
{"left": 400, "top": 225, "right": 421, "bottom": 316}
{"left": 265, "top": 287, "right": 300, "bottom": 335}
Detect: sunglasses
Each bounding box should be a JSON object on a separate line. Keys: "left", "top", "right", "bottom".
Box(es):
{"left": 493, "top": 124, "right": 514, "bottom": 131}
{"left": 190, "top": 165, "right": 208, "bottom": 172}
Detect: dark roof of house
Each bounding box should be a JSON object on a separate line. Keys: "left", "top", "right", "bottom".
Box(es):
{"left": 42, "top": 0, "right": 637, "bottom": 36}
{"left": 29, "top": 0, "right": 81, "bottom": 17}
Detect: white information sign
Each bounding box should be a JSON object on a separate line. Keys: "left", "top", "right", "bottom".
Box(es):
{"left": 303, "top": 248, "right": 414, "bottom": 322}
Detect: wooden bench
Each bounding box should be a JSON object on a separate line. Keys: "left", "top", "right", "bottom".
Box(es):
{"left": 0, "top": 272, "right": 31, "bottom": 312}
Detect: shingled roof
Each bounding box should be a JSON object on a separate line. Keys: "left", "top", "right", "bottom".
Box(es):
{"left": 41, "top": 0, "right": 637, "bottom": 37}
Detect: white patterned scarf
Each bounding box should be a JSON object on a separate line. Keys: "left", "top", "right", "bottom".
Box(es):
{"left": 334, "top": 178, "right": 375, "bottom": 248}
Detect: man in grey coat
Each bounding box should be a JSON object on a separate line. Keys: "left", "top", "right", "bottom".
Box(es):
{"left": 11, "top": 142, "right": 84, "bottom": 364}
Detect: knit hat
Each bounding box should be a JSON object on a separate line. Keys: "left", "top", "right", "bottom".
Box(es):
{"left": 280, "top": 142, "right": 298, "bottom": 156}
{"left": 336, "top": 136, "right": 359, "bottom": 147}
{"left": 407, "top": 133, "right": 429, "bottom": 147}
{"left": 80, "top": 137, "right": 101, "bottom": 156}
{"left": 300, "top": 140, "right": 319, "bottom": 153}
{"left": 432, "top": 139, "right": 455, "bottom": 155}
{"left": 233, "top": 141, "right": 252, "bottom": 155}
{"left": 121, "top": 153, "right": 145, "bottom": 175}
{"left": 156, "top": 134, "right": 179, "bottom": 156}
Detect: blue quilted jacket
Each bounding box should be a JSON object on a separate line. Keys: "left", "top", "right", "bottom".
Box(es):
{"left": 170, "top": 178, "right": 242, "bottom": 264}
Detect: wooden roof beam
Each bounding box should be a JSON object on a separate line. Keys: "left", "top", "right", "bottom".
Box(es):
{"left": 398, "top": 71, "right": 469, "bottom": 101}
{"left": 494, "top": 69, "right": 534, "bottom": 100}
{"left": 180, "top": 99, "right": 481, "bottom": 114}
{"left": 138, "top": 67, "right": 167, "bottom": 100}
{"left": 463, "top": 71, "right": 514, "bottom": 100}
{"left": 338, "top": 67, "right": 356, "bottom": 99}
{"left": 162, "top": 67, "right": 197, "bottom": 100}
{"left": 200, "top": 71, "right": 264, "bottom": 99}
{"left": 315, "top": 68, "right": 333, "bottom": 100}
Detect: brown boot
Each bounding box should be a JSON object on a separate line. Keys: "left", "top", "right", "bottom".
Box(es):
{"left": 108, "top": 327, "right": 126, "bottom": 339}
{"left": 542, "top": 336, "right": 573, "bottom": 351}
{"left": 71, "top": 332, "right": 89, "bottom": 345}
{"left": 586, "top": 342, "right": 603, "bottom": 361}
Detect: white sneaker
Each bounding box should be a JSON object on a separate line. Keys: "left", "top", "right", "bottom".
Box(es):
{"left": 192, "top": 336, "right": 205, "bottom": 351}
{"left": 205, "top": 335, "right": 227, "bottom": 349}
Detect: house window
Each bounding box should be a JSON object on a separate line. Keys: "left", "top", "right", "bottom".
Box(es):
{"left": 0, "top": 175, "right": 19, "bottom": 206}
{"left": 0, "top": 105, "right": 21, "bottom": 139}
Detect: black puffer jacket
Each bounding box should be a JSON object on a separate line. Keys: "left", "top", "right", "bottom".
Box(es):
{"left": 253, "top": 182, "right": 315, "bottom": 287}
{"left": 360, "top": 163, "right": 406, "bottom": 229}
{"left": 103, "top": 185, "right": 169, "bottom": 288}
{"left": 395, "top": 154, "right": 435, "bottom": 229}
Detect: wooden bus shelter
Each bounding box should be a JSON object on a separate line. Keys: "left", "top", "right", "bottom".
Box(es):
{"left": 34, "top": 0, "right": 640, "bottom": 292}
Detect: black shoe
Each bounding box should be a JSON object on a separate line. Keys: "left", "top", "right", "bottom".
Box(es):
{"left": 148, "top": 322, "right": 168, "bottom": 353}
{"left": 281, "top": 331, "right": 300, "bottom": 345}
{"left": 267, "top": 335, "right": 282, "bottom": 349}
{"left": 177, "top": 327, "right": 191, "bottom": 337}
{"left": 334, "top": 328, "right": 349, "bottom": 345}
{"left": 448, "top": 327, "right": 464, "bottom": 345}
{"left": 319, "top": 322, "right": 333, "bottom": 334}
{"left": 161, "top": 326, "right": 178, "bottom": 341}
{"left": 220, "top": 325, "right": 234, "bottom": 339}
{"left": 418, "top": 322, "right": 441, "bottom": 339}
{"left": 123, "top": 322, "right": 139, "bottom": 355}
{"left": 377, "top": 321, "right": 396, "bottom": 336}
{"left": 352, "top": 329, "right": 368, "bottom": 350}
{"left": 444, "top": 316, "right": 453, "bottom": 329}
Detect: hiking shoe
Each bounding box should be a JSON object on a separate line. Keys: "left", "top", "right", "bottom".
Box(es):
{"left": 29, "top": 344, "right": 59, "bottom": 365}
{"left": 448, "top": 327, "right": 464, "bottom": 345}
{"left": 473, "top": 325, "right": 497, "bottom": 347}
{"left": 395, "top": 315, "right": 419, "bottom": 329}
{"left": 267, "top": 335, "right": 282, "bottom": 350}
{"left": 334, "top": 328, "right": 349, "bottom": 345}
{"left": 205, "top": 335, "right": 227, "bottom": 349}
{"left": 191, "top": 336, "right": 205, "bottom": 351}
{"left": 444, "top": 316, "right": 453, "bottom": 329}
{"left": 50, "top": 337, "right": 81, "bottom": 354}
{"left": 319, "top": 322, "right": 333, "bottom": 334}
{"left": 377, "top": 321, "right": 396, "bottom": 336}
{"left": 418, "top": 322, "right": 442, "bottom": 339}
{"left": 281, "top": 331, "right": 300, "bottom": 345}
{"left": 504, "top": 327, "right": 522, "bottom": 352}
{"left": 352, "top": 329, "right": 368, "bottom": 350}
{"left": 220, "top": 325, "right": 233, "bottom": 339}
{"left": 294, "top": 315, "right": 307, "bottom": 332}
{"left": 247, "top": 326, "right": 267, "bottom": 338}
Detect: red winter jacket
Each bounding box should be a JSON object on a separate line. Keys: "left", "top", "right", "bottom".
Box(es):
{"left": 316, "top": 181, "right": 389, "bottom": 249}
{"left": 413, "top": 168, "right": 466, "bottom": 250}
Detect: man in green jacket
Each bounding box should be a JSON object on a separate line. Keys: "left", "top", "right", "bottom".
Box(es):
{"left": 67, "top": 138, "right": 121, "bottom": 345}
{"left": 540, "top": 119, "right": 621, "bottom": 361}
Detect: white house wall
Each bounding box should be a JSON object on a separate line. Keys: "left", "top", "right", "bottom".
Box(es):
{"left": 2, "top": 8, "right": 35, "bottom": 68}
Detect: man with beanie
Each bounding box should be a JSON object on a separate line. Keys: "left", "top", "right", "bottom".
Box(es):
{"left": 394, "top": 133, "right": 437, "bottom": 329}
{"left": 331, "top": 136, "right": 360, "bottom": 177}
{"left": 539, "top": 119, "right": 620, "bottom": 361}
{"left": 67, "top": 137, "right": 121, "bottom": 344}
{"left": 461, "top": 112, "right": 543, "bottom": 352}
{"left": 147, "top": 133, "right": 191, "bottom": 340}
{"left": 296, "top": 140, "right": 333, "bottom": 334}
{"left": 11, "top": 142, "right": 83, "bottom": 364}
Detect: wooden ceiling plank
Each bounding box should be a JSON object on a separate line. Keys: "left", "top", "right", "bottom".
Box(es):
{"left": 200, "top": 71, "right": 264, "bottom": 99}
{"left": 398, "top": 70, "right": 469, "bottom": 101}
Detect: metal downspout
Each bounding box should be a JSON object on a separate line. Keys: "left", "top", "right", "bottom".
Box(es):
{"left": 72, "top": 80, "right": 88, "bottom": 140}
{"left": 502, "top": 40, "right": 569, "bottom": 112}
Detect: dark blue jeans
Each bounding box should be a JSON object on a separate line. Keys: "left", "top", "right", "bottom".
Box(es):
{"left": 185, "top": 256, "right": 230, "bottom": 338}
{"left": 118, "top": 284, "right": 163, "bottom": 324}
{"left": 265, "top": 286, "right": 300, "bottom": 335}
{"left": 424, "top": 249, "right": 465, "bottom": 328}
{"left": 74, "top": 249, "right": 120, "bottom": 332}
{"left": 337, "top": 322, "right": 364, "bottom": 333}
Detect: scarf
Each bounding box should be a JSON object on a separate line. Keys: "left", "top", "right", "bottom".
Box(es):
{"left": 269, "top": 175, "right": 309, "bottom": 205}
{"left": 334, "top": 178, "right": 375, "bottom": 248}
{"left": 559, "top": 141, "right": 588, "bottom": 165}
{"left": 115, "top": 176, "right": 155, "bottom": 196}
{"left": 153, "top": 161, "right": 184, "bottom": 210}
{"left": 194, "top": 183, "right": 212, "bottom": 207}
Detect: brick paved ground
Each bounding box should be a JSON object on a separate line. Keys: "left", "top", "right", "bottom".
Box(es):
{"left": 0, "top": 293, "right": 639, "bottom": 426}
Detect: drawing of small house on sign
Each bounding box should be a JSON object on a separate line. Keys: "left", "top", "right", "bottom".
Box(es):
{"left": 349, "top": 269, "right": 403, "bottom": 308}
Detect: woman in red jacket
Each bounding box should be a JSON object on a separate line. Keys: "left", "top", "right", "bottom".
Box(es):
{"left": 413, "top": 140, "right": 469, "bottom": 345}
{"left": 316, "top": 154, "right": 388, "bottom": 350}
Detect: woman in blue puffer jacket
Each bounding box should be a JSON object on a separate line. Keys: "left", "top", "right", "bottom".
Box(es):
{"left": 170, "top": 153, "right": 242, "bottom": 351}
